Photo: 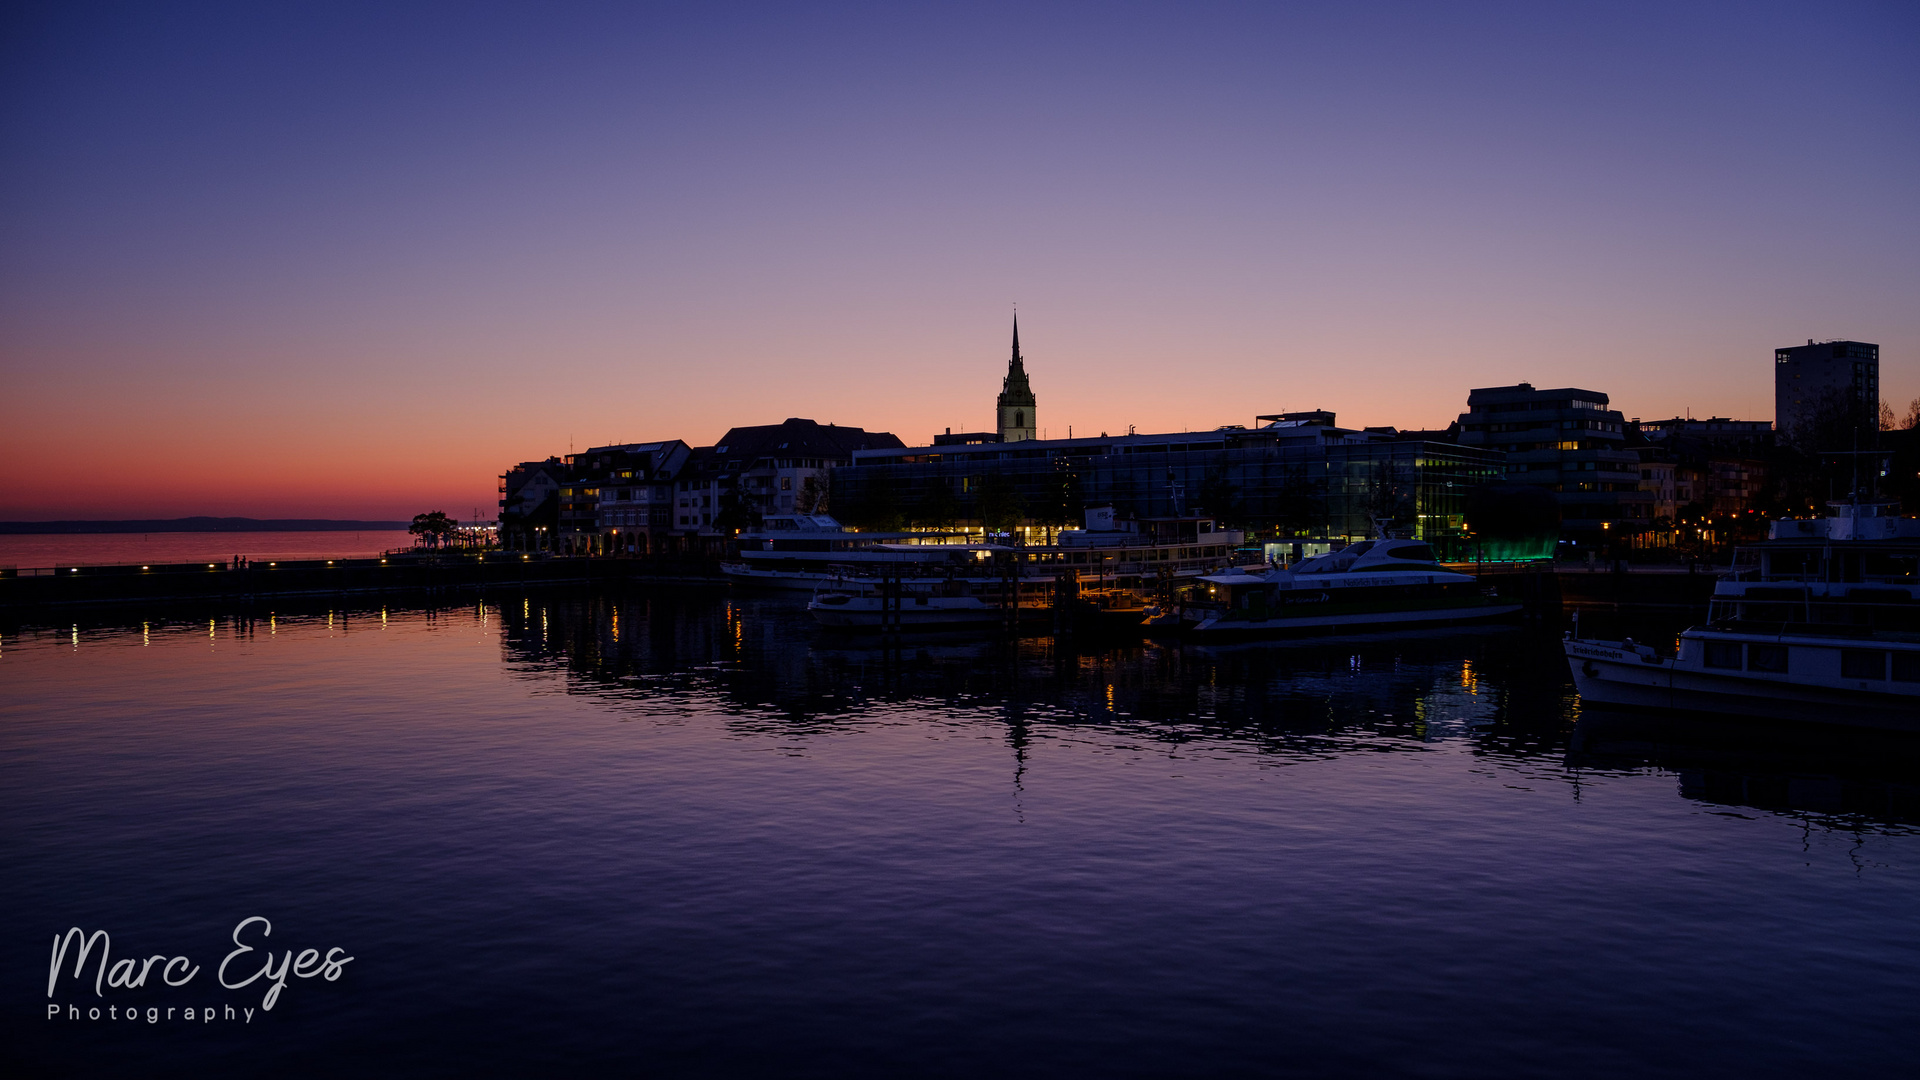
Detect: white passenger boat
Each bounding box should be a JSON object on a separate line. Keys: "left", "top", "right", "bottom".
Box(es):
{"left": 1564, "top": 501, "right": 1920, "bottom": 730}
{"left": 722, "top": 514, "right": 1003, "bottom": 590}
{"left": 1177, "top": 537, "right": 1522, "bottom": 636}
{"left": 728, "top": 507, "right": 1241, "bottom": 592}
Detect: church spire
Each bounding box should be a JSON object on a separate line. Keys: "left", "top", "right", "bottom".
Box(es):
{"left": 997, "top": 312, "right": 1036, "bottom": 442}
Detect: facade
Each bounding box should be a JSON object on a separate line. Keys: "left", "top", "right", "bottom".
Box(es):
{"left": 583, "top": 442, "right": 693, "bottom": 555}
{"left": 1775, "top": 339, "right": 1879, "bottom": 450}
{"left": 1634, "top": 442, "right": 1678, "bottom": 524}
{"left": 1639, "top": 417, "right": 1773, "bottom": 519}
{"left": 834, "top": 412, "right": 1503, "bottom": 554}
{"left": 498, "top": 458, "right": 567, "bottom": 551}
{"left": 996, "top": 316, "right": 1037, "bottom": 443}
{"left": 504, "top": 422, "right": 904, "bottom": 557}
{"left": 663, "top": 418, "right": 906, "bottom": 553}
{"left": 1456, "top": 383, "right": 1649, "bottom": 544}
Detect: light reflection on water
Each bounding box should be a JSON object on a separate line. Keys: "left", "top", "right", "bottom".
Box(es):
{"left": 3, "top": 585, "right": 1917, "bottom": 1078}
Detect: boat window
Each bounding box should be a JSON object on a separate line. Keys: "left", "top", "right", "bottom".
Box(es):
{"left": 1343, "top": 542, "right": 1375, "bottom": 558}
{"left": 1703, "top": 641, "right": 1743, "bottom": 669}
{"left": 1841, "top": 650, "right": 1887, "bottom": 680}
{"left": 1746, "top": 644, "right": 1788, "bottom": 673}
{"left": 1387, "top": 544, "right": 1434, "bottom": 562}
{"left": 1894, "top": 652, "right": 1920, "bottom": 683}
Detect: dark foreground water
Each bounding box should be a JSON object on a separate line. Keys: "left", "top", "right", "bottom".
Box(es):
{"left": 4, "top": 587, "right": 1917, "bottom": 1078}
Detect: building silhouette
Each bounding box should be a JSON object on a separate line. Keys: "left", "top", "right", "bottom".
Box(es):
{"left": 996, "top": 315, "right": 1037, "bottom": 443}
{"left": 1775, "top": 339, "right": 1879, "bottom": 450}
{"left": 1456, "top": 383, "right": 1647, "bottom": 546}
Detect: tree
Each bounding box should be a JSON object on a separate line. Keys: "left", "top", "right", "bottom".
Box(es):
{"left": 796, "top": 474, "right": 829, "bottom": 514}
{"left": 977, "top": 472, "right": 1027, "bottom": 536}
{"left": 908, "top": 477, "right": 959, "bottom": 529}
{"left": 1362, "top": 458, "right": 1414, "bottom": 535}
{"left": 1273, "top": 464, "right": 1326, "bottom": 538}
{"left": 1903, "top": 398, "right": 1920, "bottom": 431}
{"left": 840, "top": 469, "right": 904, "bottom": 531}
{"left": 1195, "top": 467, "right": 1239, "bottom": 525}
{"left": 410, "top": 511, "right": 455, "bottom": 549}
{"left": 712, "top": 485, "right": 760, "bottom": 534}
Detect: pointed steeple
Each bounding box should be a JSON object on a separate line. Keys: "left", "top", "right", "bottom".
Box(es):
{"left": 998, "top": 314, "right": 1034, "bottom": 406}
{"left": 997, "top": 312, "right": 1036, "bottom": 441}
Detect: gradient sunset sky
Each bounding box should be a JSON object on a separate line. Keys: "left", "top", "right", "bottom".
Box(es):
{"left": 3, "top": 1, "right": 1915, "bottom": 520}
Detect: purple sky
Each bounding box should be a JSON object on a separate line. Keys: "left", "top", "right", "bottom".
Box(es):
{"left": 3, "top": 1, "right": 1915, "bottom": 518}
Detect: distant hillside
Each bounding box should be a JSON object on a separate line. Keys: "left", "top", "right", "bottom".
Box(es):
{"left": 0, "top": 518, "right": 412, "bottom": 534}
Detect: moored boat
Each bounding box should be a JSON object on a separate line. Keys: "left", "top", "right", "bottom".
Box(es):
{"left": 723, "top": 514, "right": 1004, "bottom": 590}
{"left": 1176, "top": 537, "right": 1522, "bottom": 636}
{"left": 1564, "top": 500, "right": 1920, "bottom": 730}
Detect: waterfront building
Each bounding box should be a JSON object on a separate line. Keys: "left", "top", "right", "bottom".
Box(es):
{"left": 1456, "top": 383, "right": 1648, "bottom": 546}
{"left": 498, "top": 458, "right": 568, "bottom": 551}
{"left": 1775, "top": 339, "right": 1879, "bottom": 450}
{"left": 833, "top": 411, "right": 1503, "bottom": 555}
{"left": 581, "top": 441, "right": 693, "bottom": 555}
{"left": 996, "top": 316, "right": 1037, "bottom": 443}
{"left": 665, "top": 418, "right": 905, "bottom": 553}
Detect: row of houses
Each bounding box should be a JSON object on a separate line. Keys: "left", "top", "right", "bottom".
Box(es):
{"left": 498, "top": 418, "right": 904, "bottom": 555}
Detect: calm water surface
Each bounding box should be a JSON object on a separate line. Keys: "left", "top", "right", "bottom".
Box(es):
{"left": 0, "top": 530, "right": 416, "bottom": 568}
{"left": 4, "top": 587, "right": 1917, "bottom": 1077}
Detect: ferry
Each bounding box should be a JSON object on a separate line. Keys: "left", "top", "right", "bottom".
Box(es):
{"left": 722, "top": 514, "right": 1003, "bottom": 590}
{"left": 1564, "top": 500, "right": 1920, "bottom": 730}
{"left": 1177, "top": 537, "right": 1522, "bottom": 636}
{"left": 728, "top": 508, "right": 1241, "bottom": 593}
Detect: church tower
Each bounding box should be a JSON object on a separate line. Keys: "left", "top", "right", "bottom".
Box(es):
{"left": 996, "top": 315, "right": 1037, "bottom": 442}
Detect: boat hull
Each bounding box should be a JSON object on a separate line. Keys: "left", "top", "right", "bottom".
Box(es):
{"left": 1185, "top": 600, "right": 1522, "bottom": 637}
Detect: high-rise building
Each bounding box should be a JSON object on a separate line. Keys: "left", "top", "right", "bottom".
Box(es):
{"left": 996, "top": 315, "right": 1037, "bottom": 442}
{"left": 1775, "top": 339, "right": 1879, "bottom": 449}
{"left": 1456, "top": 383, "right": 1647, "bottom": 545}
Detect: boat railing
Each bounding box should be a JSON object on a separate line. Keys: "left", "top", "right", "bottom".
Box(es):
{"left": 1727, "top": 569, "right": 1918, "bottom": 584}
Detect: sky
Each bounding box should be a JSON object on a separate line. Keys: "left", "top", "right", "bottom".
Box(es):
{"left": 2, "top": 1, "right": 1916, "bottom": 520}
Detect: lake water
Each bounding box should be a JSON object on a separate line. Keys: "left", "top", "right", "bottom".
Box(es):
{"left": 0, "top": 530, "right": 418, "bottom": 569}
{"left": 4, "top": 586, "right": 1917, "bottom": 1077}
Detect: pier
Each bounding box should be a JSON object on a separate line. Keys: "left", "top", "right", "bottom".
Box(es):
{"left": 0, "top": 552, "right": 721, "bottom": 614}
